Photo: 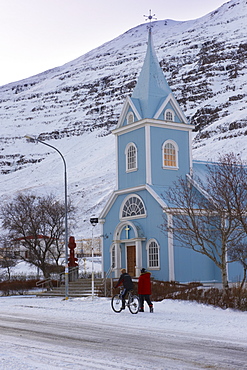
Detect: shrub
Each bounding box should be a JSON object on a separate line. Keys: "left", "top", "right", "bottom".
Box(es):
{"left": 150, "top": 280, "right": 247, "bottom": 311}
{"left": 0, "top": 279, "right": 39, "bottom": 296}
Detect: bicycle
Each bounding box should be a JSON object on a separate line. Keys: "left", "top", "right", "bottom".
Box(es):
{"left": 111, "top": 288, "right": 139, "bottom": 314}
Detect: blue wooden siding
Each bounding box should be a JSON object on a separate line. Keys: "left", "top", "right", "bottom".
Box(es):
{"left": 150, "top": 126, "right": 190, "bottom": 186}
{"left": 117, "top": 127, "right": 146, "bottom": 189}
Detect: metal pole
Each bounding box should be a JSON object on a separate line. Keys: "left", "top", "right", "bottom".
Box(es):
{"left": 25, "top": 135, "right": 69, "bottom": 299}
{"left": 89, "top": 217, "right": 98, "bottom": 300}
{"left": 63, "top": 157, "right": 69, "bottom": 300}
{"left": 91, "top": 226, "right": 94, "bottom": 300}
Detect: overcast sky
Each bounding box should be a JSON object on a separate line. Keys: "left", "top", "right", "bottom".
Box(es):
{"left": 1, "top": 0, "right": 227, "bottom": 86}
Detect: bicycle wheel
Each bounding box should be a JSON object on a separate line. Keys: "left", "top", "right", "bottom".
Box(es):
{"left": 128, "top": 295, "right": 139, "bottom": 314}
{"left": 111, "top": 294, "right": 122, "bottom": 313}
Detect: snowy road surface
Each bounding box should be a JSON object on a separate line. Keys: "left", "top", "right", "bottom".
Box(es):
{"left": 0, "top": 296, "right": 246, "bottom": 369}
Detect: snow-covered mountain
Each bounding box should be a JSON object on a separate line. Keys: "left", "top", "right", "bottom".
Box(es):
{"left": 0, "top": 0, "right": 246, "bottom": 237}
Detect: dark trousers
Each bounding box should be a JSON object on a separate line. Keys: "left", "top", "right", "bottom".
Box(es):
{"left": 120, "top": 288, "right": 130, "bottom": 308}
{"left": 139, "top": 294, "right": 152, "bottom": 309}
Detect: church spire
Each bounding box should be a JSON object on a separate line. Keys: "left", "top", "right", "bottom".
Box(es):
{"left": 131, "top": 27, "right": 172, "bottom": 119}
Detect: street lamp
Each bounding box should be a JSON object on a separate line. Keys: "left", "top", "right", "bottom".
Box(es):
{"left": 25, "top": 135, "right": 69, "bottom": 300}
{"left": 90, "top": 217, "right": 98, "bottom": 300}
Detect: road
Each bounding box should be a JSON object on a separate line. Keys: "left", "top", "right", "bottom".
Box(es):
{"left": 0, "top": 312, "right": 246, "bottom": 369}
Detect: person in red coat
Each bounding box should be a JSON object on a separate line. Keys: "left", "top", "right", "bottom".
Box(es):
{"left": 138, "top": 268, "right": 153, "bottom": 312}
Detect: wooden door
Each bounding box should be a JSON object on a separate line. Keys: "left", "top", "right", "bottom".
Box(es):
{"left": 127, "top": 245, "right": 136, "bottom": 277}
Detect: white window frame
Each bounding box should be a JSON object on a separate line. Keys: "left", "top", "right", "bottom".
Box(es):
{"left": 146, "top": 239, "right": 160, "bottom": 270}
{"left": 125, "top": 142, "right": 137, "bottom": 172}
{"left": 162, "top": 139, "right": 179, "bottom": 169}
{"left": 127, "top": 112, "right": 134, "bottom": 124}
{"left": 164, "top": 109, "right": 174, "bottom": 122}
{"left": 111, "top": 244, "right": 116, "bottom": 269}
{"left": 120, "top": 194, "right": 146, "bottom": 220}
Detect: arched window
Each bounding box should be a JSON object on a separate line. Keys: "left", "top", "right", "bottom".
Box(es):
{"left": 146, "top": 239, "right": 160, "bottom": 269}
{"left": 127, "top": 112, "right": 134, "bottom": 124}
{"left": 121, "top": 195, "right": 146, "bottom": 219}
{"left": 162, "top": 140, "right": 178, "bottom": 169}
{"left": 125, "top": 143, "right": 137, "bottom": 172}
{"left": 164, "top": 109, "right": 174, "bottom": 122}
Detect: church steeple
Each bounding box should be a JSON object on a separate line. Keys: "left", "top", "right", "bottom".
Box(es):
{"left": 117, "top": 21, "right": 188, "bottom": 129}
{"left": 116, "top": 25, "right": 188, "bottom": 128}
{"left": 131, "top": 28, "right": 172, "bottom": 119}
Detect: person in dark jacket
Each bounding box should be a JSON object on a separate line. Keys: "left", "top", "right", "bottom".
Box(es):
{"left": 138, "top": 268, "right": 153, "bottom": 312}
{"left": 114, "top": 268, "right": 133, "bottom": 310}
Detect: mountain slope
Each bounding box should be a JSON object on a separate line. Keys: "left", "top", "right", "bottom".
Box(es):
{"left": 0, "top": 0, "right": 246, "bottom": 237}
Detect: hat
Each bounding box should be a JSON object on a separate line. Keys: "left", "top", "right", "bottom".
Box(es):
{"left": 141, "top": 268, "right": 146, "bottom": 273}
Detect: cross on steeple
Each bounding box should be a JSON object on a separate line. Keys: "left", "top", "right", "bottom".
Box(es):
{"left": 144, "top": 10, "right": 157, "bottom": 29}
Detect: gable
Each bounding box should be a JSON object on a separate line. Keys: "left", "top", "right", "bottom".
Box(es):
{"left": 99, "top": 184, "right": 168, "bottom": 221}
{"left": 154, "top": 93, "right": 188, "bottom": 124}
{"left": 116, "top": 96, "right": 142, "bottom": 128}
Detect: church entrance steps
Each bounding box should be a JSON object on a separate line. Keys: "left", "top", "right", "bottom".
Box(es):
{"left": 36, "top": 278, "right": 103, "bottom": 298}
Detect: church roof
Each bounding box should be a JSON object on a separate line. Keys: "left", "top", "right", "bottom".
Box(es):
{"left": 131, "top": 28, "right": 173, "bottom": 119}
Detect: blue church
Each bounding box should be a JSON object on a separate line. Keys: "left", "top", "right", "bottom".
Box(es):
{"left": 99, "top": 28, "right": 242, "bottom": 284}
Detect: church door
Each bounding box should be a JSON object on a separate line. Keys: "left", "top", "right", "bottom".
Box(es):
{"left": 127, "top": 245, "right": 136, "bottom": 277}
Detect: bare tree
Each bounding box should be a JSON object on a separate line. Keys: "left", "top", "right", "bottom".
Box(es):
{"left": 164, "top": 153, "right": 247, "bottom": 290}
{"left": 0, "top": 193, "right": 75, "bottom": 278}
{"left": 205, "top": 153, "right": 247, "bottom": 287}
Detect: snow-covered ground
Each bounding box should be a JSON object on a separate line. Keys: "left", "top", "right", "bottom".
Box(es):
{"left": 0, "top": 295, "right": 246, "bottom": 369}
